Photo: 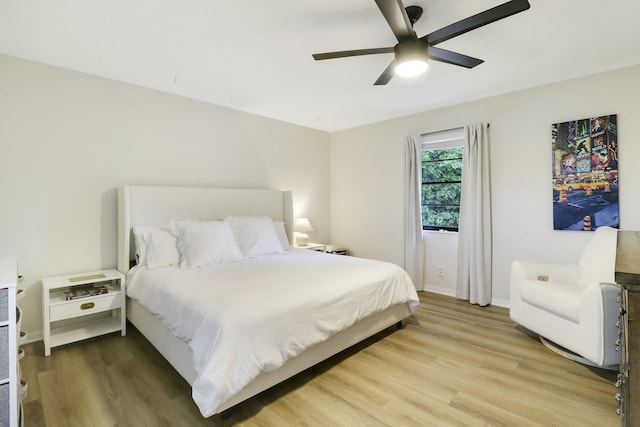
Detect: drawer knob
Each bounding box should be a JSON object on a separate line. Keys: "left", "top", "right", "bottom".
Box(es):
{"left": 80, "top": 302, "right": 95, "bottom": 310}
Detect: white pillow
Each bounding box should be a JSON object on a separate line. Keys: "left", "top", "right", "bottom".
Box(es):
{"left": 273, "top": 221, "right": 291, "bottom": 250}
{"left": 225, "top": 216, "right": 284, "bottom": 257}
{"left": 170, "top": 220, "right": 243, "bottom": 268}
{"left": 132, "top": 226, "right": 157, "bottom": 265}
{"left": 145, "top": 229, "right": 180, "bottom": 269}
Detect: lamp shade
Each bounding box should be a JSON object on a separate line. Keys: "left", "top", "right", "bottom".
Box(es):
{"left": 295, "top": 217, "right": 314, "bottom": 232}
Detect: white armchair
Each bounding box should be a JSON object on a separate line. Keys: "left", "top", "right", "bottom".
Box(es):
{"left": 510, "top": 226, "right": 620, "bottom": 368}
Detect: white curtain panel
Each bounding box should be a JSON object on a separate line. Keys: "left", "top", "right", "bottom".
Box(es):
{"left": 405, "top": 135, "right": 424, "bottom": 291}
{"left": 456, "top": 123, "right": 492, "bottom": 305}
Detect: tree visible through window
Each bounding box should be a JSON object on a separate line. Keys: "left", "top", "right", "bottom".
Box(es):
{"left": 421, "top": 142, "right": 463, "bottom": 231}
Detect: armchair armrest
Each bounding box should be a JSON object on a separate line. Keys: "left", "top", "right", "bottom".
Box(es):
{"left": 579, "top": 282, "right": 621, "bottom": 366}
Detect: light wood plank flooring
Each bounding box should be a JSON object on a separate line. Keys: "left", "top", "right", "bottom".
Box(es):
{"left": 20, "top": 292, "right": 619, "bottom": 426}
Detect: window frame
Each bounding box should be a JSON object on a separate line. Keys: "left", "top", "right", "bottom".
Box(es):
{"left": 420, "top": 128, "right": 464, "bottom": 232}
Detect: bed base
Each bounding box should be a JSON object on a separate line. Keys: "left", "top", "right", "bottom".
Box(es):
{"left": 127, "top": 297, "right": 412, "bottom": 415}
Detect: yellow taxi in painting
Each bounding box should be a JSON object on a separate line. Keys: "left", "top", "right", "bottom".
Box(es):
{"left": 553, "top": 179, "right": 582, "bottom": 192}
{"left": 581, "top": 179, "right": 608, "bottom": 191}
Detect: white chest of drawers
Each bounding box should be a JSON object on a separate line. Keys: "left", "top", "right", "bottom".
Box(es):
{"left": 0, "top": 257, "right": 19, "bottom": 427}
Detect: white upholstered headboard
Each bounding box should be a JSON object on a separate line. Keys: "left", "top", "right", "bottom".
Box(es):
{"left": 117, "top": 185, "right": 294, "bottom": 273}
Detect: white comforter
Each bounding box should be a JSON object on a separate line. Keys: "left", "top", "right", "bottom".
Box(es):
{"left": 126, "top": 249, "right": 419, "bottom": 416}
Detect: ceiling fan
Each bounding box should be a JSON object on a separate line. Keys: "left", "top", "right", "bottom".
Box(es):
{"left": 312, "top": 0, "right": 531, "bottom": 85}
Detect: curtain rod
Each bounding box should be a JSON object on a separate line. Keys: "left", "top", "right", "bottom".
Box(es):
{"left": 420, "top": 123, "right": 490, "bottom": 138}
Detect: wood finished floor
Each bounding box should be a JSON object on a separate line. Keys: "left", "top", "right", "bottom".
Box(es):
{"left": 20, "top": 292, "right": 619, "bottom": 426}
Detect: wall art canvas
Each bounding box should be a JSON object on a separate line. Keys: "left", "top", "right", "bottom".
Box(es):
{"left": 551, "top": 114, "right": 618, "bottom": 231}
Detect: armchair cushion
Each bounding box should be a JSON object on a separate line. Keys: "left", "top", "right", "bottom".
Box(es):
{"left": 520, "top": 279, "right": 581, "bottom": 322}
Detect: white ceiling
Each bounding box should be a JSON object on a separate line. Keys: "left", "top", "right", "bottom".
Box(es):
{"left": 1, "top": 0, "right": 639, "bottom": 132}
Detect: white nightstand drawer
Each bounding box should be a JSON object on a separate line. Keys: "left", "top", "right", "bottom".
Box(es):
{"left": 50, "top": 294, "right": 120, "bottom": 321}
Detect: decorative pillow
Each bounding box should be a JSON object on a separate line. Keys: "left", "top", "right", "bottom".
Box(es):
{"left": 169, "top": 220, "right": 243, "bottom": 268}
{"left": 225, "top": 216, "right": 284, "bottom": 257}
{"left": 273, "top": 221, "right": 291, "bottom": 250}
{"left": 145, "top": 229, "right": 180, "bottom": 269}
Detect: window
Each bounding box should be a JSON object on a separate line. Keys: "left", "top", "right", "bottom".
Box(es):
{"left": 421, "top": 128, "right": 464, "bottom": 231}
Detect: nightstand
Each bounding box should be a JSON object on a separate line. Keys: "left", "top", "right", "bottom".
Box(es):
{"left": 295, "top": 243, "right": 349, "bottom": 255}
{"left": 295, "top": 243, "right": 326, "bottom": 252}
{"left": 42, "top": 269, "right": 125, "bottom": 356}
{"left": 326, "top": 245, "right": 349, "bottom": 256}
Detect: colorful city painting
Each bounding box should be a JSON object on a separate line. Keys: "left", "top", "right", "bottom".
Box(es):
{"left": 551, "top": 114, "right": 618, "bottom": 231}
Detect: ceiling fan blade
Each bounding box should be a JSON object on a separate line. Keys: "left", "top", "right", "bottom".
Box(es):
{"left": 428, "top": 46, "right": 484, "bottom": 68}
{"left": 424, "top": 0, "right": 530, "bottom": 46}
{"left": 313, "top": 47, "right": 394, "bottom": 61}
{"left": 374, "top": 61, "right": 396, "bottom": 85}
{"left": 375, "top": 0, "right": 417, "bottom": 42}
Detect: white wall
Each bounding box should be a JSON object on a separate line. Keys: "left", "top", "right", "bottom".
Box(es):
{"left": 423, "top": 231, "right": 458, "bottom": 298}
{"left": 0, "top": 54, "right": 331, "bottom": 338}
{"left": 330, "top": 64, "right": 640, "bottom": 306}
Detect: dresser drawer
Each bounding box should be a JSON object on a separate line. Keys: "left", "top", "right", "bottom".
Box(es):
{"left": 0, "top": 289, "right": 7, "bottom": 322}
{"left": 0, "top": 382, "right": 9, "bottom": 427}
{"left": 49, "top": 294, "right": 120, "bottom": 321}
{"left": 0, "top": 325, "right": 8, "bottom": 379}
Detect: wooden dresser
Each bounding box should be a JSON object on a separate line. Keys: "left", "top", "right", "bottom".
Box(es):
{"left": 615, "top": 231, "right": 640, "bottom": 426}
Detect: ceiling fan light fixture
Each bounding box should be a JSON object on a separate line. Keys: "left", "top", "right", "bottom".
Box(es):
{"left": 393, "top": 40, "right": 429, "bottom": 78}
{"left": 395, "top": 58, "right": 428, "bottom": 77}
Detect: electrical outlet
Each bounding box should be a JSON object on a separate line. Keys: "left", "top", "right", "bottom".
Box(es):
{"left": 437, "top": 266, "right": 444, "bottom": 277}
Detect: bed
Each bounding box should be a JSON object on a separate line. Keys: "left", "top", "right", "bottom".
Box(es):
{"left": 117, "top": 184, "right": 419, "bottom": 417}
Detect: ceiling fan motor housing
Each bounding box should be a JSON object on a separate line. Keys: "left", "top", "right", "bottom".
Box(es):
{"left": 394, "top": 39, "right": 428, "bottom": 63}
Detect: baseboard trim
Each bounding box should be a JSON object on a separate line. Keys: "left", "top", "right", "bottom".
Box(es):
{"left": 422, "top": 286, "right": 510, "bottom": 308}
{"left": 490, "top": 298, "right": 510, "bottom": 308}
{"left": 422, "top": 285, "right": 456, "bottom": 298}
{"left": 21, "top": 330, "right": 43, "bottom": 344}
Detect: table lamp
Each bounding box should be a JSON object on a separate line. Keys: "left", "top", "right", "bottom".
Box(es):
{"left": 294, "top": 218, "right": 313, "bottom": 246}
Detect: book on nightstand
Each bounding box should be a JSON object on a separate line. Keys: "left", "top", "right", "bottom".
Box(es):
{"left": 63, "top": 284, "right": 109, "bottom": 300}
